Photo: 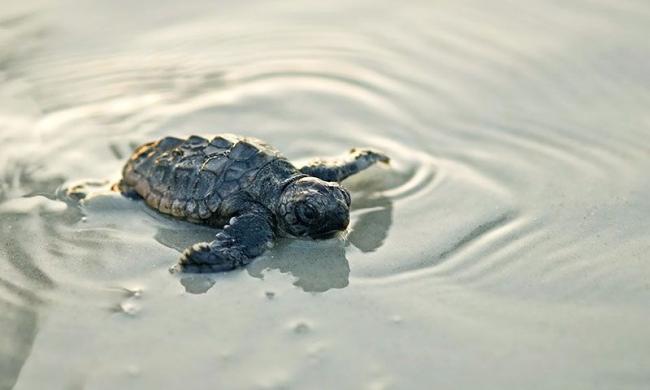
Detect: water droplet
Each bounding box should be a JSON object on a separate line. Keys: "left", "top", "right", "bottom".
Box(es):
{"left": 292, "top": 321, "right": 311, "bottom": 334}
{"left": 390, "top": 315, "right": 402, "bottom": 324}
{"left": 126, "top": 365, "right": 140, "bottom": 376}
{"left": 367, "top": 379, "right": 391, "bottom": 390}
{"left": 219, "top": 351, "right": 233, "bottom": 361}
{"left": 118, "top": 302, "right": 140, "bottom": 316}
{"left": 307, "top": 343, "right": 326, "bottom": 358}
{"left": 122, "top": 287, "right": 142, "bottom": 298}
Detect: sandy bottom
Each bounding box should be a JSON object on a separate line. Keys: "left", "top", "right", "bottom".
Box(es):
{"left": 1, "top": 0, "right": 649, "bottom": 389}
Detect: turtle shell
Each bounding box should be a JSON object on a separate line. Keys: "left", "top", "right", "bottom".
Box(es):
{"left": 121, "top": 134, "right": 282, "bottom": 221}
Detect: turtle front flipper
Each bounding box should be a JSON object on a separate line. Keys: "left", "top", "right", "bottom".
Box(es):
{"left": 174, "top": 206, "right": 274, "bottom": 273}
{"left": 299, "top": 148, "right": 389, "bottom": 182}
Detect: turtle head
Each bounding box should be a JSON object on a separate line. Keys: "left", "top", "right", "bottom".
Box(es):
{"left": 278, "top": 176, "right": 351, "bottom": 239}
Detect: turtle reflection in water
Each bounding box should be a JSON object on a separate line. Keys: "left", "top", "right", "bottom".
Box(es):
{"left": 116, "top": 134, "right": 389, "bottom": 273}
{"left": 155, "top": 192, "right": 393, "bottom": 294}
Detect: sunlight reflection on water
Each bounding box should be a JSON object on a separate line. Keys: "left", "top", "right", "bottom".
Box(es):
{"left": 1, "top": 0, "right": 650, "bottom": 389}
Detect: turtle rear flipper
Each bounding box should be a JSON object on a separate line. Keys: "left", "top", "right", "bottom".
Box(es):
{"left": 112, "top": 180, "right": 142, "bottom": 200}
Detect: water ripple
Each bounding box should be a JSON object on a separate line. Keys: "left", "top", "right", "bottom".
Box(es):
{"left": 1, "top": 1, "right": 650, "bottom": 388}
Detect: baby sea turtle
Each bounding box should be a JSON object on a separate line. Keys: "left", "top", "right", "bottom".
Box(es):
{"left": 117, "top": 134, "right": 389, "bottom": 273}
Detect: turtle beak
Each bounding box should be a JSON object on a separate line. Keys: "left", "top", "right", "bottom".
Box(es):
{"left": 310, "top": 211, "right": 349, "bottom": 239}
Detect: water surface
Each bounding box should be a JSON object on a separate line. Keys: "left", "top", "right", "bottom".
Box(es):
{"left": 1, "top": 0, "right": 650, "bottom": 389}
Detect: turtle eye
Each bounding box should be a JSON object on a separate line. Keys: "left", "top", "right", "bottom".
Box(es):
{"left": 296, "top": 202, "right": 319, "bottom": 224}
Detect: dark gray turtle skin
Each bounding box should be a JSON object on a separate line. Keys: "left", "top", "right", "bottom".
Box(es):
{"left": 118, "top": 134, "right": 389, "bottom": 273}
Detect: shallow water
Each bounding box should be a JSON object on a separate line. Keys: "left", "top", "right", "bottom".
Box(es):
{"left": 1, "top": 0, "right": 650, "bottom": 389}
